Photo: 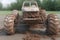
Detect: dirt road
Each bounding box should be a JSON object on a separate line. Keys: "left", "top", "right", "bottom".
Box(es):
{"left": 0, "top": 14, "right": 60, "bottom": 40}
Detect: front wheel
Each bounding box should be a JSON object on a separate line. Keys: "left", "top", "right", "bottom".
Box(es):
{"left": 4, "top": 20, "right": 15, "bottom": 35}
{"left": 46, "top": 14, "right": 60, "bottom": 35}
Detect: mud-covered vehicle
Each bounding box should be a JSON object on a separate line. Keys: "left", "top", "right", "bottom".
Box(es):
{"left": 4, "top": 1, "right": 60, "bottom": 38}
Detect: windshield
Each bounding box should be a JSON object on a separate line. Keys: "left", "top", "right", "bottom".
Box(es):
{"left": 23, "top": 1, "right": 38, "bottom": 7}
{"left": 24, "top": 2, "right": 30, "bottom": 7}
{"left": 31, "top": 2, "right": 37, "bottom": 6}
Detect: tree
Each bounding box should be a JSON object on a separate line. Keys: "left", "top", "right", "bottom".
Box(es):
{"left": 0, "top": 2, "right": 2, "bottom": 10}
{"left": 55, "top": 0, "right": 60, "bottom": 11}
{"left": 35, "top": 0, "right": 41, "bottom": 7}
{"left": 9, "top": 0, "right": 25, "bottom": 10}
{"left": 42, "top": 0, "right": 56, "bottom": 11}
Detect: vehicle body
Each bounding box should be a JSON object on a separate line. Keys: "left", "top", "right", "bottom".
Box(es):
{"left": 4, "top": 1, "right": 60, "bottom": 39}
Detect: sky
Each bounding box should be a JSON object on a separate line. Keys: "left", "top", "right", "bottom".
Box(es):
{"left": 0, "top": 0, "right": 16, "bottom": 7}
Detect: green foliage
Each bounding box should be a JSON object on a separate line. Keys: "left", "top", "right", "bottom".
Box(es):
{"left": 42, "top": 0, "right": 56, "bottom": 11}
{"left": 35, "top": 0, "right": 41, "bottom": 7}
{"left": 55, "top": 0, "right": 60, "bottom": 11}
{"left": 9, "top": 0, "right": 25, "bottom": 10}
{"left": 0, "top": 2, "right": 2, "bottom": 10}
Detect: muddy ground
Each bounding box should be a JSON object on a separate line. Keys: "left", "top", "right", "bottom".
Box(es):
{"left": 0, "top": 14, "right": 60, "bottom": 40}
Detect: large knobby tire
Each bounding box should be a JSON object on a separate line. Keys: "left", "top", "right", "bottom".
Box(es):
{"left": 12, "top": 10, "right": 19, "bottom": 25}
{"left": 4, "top": 16, "right": 15, "bottom": 35}
{"left": 39, "top": 9, "right": 47, "bottom": 23}
{"left": 4, "top": 10, "right": 19, "bottom": 35}
{"left": 46, "top": 14, "right": 60, "bottom": 35}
